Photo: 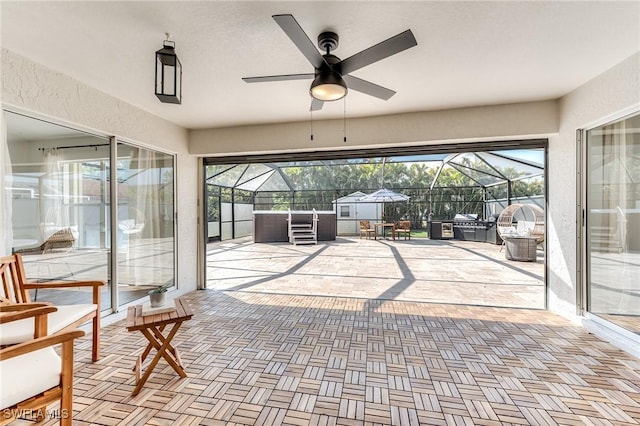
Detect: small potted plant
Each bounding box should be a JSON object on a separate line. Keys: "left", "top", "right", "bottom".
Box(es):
{"left": 148, "top": 283, "right": 170, "bottom": 307}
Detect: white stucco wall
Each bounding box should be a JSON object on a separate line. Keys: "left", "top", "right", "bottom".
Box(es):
{"left": 1, "top": 49, "right": 199, "bottom": 300}
{"left": 190, "top": 100, "right": 558, "bottom": 156}
{"left": 548, "top": 52, "right": 640, "bottom": 319}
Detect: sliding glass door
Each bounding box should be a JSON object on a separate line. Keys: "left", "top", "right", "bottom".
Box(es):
{"left": 585, "top": 112, "right": 640, "bottom": 335}
{"left": 3, "top": 111, "right": 176, "bottom": 312}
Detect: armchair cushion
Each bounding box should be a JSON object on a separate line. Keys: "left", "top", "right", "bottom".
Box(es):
{"left": 0, "top": 347, "right": 61, "bottom": 408}
{"left": 0, "top": 303, "right": 96, "bottom": 345}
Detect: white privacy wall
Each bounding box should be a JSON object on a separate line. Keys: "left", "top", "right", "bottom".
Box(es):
{"left": 1, "top": 49, "right": 199, "bottom": 296}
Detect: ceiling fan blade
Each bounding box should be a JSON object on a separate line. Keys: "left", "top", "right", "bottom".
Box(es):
{"left": 310, "top": 98, "right": 324, "bottom": 111}
{"left": 338, "top": 29, "right": 417, "bottom": 75}
{"left": 343, "top": 75, "right": 395, "bottom": 100}
{"left": 242, "top": 73, "right": 315, "bottom": 83}
{"left": 273, "top": 14, "right": 327, "bottom": 69}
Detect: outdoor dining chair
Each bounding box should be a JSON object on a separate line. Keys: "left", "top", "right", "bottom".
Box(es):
{"left": 394, "top": 220, "right": 411, "bottom": 240}
{"left": 359, "top": 220, "right": 376, "bottom": 239}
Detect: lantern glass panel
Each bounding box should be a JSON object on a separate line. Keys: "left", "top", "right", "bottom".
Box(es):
{"left": 164, "top": 64, "right": 176, "bottom": 96}
{"left": 175, "top": 59, "right": 181, "bottom": 100}
{"left": 156, "top": 54, "right": 176, "bottom": 96}
{"left": 155, "top": 56, "right": 163, "bottom": 94}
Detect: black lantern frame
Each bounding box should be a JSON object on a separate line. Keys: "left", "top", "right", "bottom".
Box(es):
{"left": 155, "top": 40, "right": 182, "bottom": 104}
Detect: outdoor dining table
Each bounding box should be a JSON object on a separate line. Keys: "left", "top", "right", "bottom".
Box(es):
{"left": 374, "top": 222, "right": 395, "bottom": 240}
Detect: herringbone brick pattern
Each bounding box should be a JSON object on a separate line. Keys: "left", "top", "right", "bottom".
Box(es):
{"left": 12, "top": 290, "right": 640, "bottom": 425}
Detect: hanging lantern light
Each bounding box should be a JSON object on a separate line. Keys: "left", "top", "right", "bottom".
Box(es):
{"left": 155, "top": 34, "right": 182, "bottom": 104}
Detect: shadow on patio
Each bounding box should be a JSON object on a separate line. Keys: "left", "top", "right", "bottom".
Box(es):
{"left": 206, "top": 236, "right": 545, "bottom": 309}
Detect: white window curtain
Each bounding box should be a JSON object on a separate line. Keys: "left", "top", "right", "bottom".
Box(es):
{"left": 41, "top": 148, "right": 70, "bottom": 241}
{"left": 0, "top": 111, "right": 13, "bottom": 255}
{"left": 115, "top": 143, "right": 174, "bottom": 293}
{"left": 127, "top": 147, "right": 162, "bottom": 241}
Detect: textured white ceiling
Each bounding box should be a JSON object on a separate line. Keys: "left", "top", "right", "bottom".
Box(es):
{"left": 2, "top": 1, "right": 639, "bottom": 130}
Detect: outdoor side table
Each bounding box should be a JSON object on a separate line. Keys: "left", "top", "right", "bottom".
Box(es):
{"left": 125, "top": 297, "right": 193, "bottom": 396}
{"left": 374, "top": 222, "right": 396, "bottom": 240}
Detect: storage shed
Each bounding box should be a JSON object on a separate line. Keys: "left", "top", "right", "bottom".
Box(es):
{"left": 332, "top": 191, "right": 382, "bottom": 235}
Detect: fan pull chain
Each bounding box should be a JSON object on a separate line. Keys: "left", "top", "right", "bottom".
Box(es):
{"left": 343, "top": 97, "right": 347, "bottom": 143}
{"left": 310, "top": 109, "right": 314, "bottom": 141}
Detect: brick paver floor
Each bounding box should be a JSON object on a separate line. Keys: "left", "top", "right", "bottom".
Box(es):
{"left": 19, "top": 289, "right": 640, "bottom": 425}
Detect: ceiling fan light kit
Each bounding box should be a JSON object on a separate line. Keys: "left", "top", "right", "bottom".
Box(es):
{"left": 242, "top": 14, "right": 417, "bottom": 111}
{"left": 310, "top": 72, "right": 347, "bottom": 101}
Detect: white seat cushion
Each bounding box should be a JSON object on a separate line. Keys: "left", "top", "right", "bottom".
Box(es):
{"left": 0, "top": 304, "right": 96, "bottom": 345}
{"left": 0, "top": 347, "right": 61, "bottom": 408}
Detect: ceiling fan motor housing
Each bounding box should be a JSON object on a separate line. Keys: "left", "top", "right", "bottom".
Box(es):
{"left": 317, "top": 54, "right": 341, "bottom": 75}
{"left": 311, "top": 50, "right": 346, "bottom": 101}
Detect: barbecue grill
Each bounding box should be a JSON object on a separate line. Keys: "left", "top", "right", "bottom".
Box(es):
{"left": 453, "top": 213, "right": 502, "bottom": 244}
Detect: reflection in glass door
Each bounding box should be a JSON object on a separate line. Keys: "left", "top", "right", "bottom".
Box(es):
{"left": 116, "top": 143, "right": 175, "bottom": 307}
{"left": 5, "top": 111, "right": 113, "bottom": 310}
{"left": 586, "top": 112, "right": 640, "bottom": 335}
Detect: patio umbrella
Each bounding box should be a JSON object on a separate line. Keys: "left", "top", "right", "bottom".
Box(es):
{"left": 358, "top": 188, "right": 410, "bottom": 203}
{"left": 358, "top": 189, "right": 410, "bottom": 222}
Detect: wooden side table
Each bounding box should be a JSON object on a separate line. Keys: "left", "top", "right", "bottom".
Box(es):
{"left": 374, "top": 223, "right": 396, "bottom": 240}
{"left": 125, "top": 296, "right": 193, "bottom": 396}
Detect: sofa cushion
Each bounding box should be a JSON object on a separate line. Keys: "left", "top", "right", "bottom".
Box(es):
{"left": 0, "top": 347, "right": 61, "bottom": 408}
{"left": 0, "top": 304, "right": 96, "bottom": 345}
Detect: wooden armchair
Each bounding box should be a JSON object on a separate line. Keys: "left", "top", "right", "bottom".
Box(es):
{"left": 394, "top": 220, "right": 411, "bottom": 240}
{"left": 0, "top": 301, "right": 57, "bottom": 340}
{"left": 359, "top": 220, "right": 376, "bottom": 239}
{"left": 1, "top": 306, "right": 84, "bottom": 426}
{"left": 0, "top": 253, "right": 104, "bottom": 362}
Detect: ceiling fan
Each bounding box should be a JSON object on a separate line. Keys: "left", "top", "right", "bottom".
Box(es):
{"left": 242, "top": 14, "right": 418, "bottom": 111}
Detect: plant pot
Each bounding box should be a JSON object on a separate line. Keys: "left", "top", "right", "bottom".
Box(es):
{"left": 148, "top": 291, "right": 166, "bottom": 308}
